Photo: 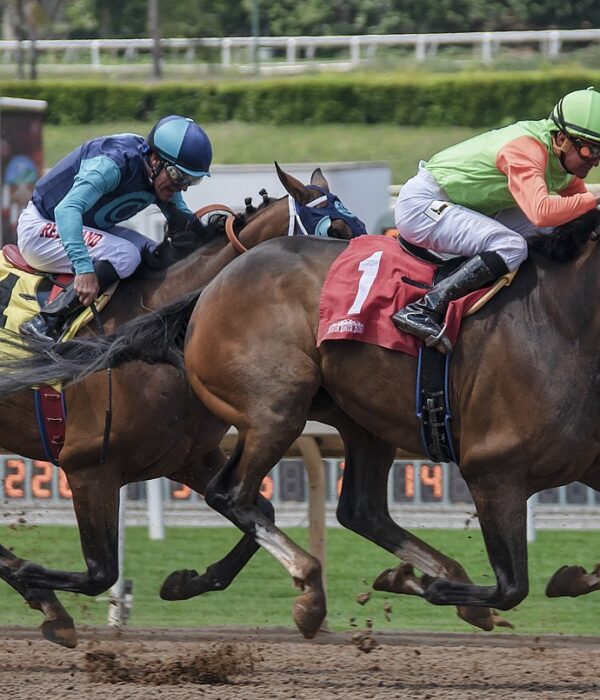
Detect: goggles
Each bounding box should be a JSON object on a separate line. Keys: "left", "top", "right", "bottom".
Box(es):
{"left": 163, "top": 162, "right": 206, "bottom": 187}
{"left": 569, "top": 136, "right": 600, "bottom": 163}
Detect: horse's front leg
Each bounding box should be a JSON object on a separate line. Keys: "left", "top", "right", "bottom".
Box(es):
{"left": 545, "top": 470, "right": 600, "bottom": 598}
{"left": 335, "top": 420, "right": 505, "bottom": 630}
{"left": 422, "top": 470, "right": 529, "bottom": 610}
{"left": 9, "top": 465, "right": 121, "bottom": 596}
{"left": 0, "top": 543, "right": 77, "bottom": 647}
{"left": 160, "top": 447, "right": 276, "bottom": 601}
{"left": 205, "top": 430, "right": 326, "bottom": 640}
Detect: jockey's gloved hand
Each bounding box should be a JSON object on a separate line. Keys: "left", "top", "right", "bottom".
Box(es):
{"left": 188, "top": 216, "right": 209, "bottom": 236}
{"left": 206, "top": 213, "right": 228, "bottom": 237}
{"left": 164, "top": 205, "right": 194, "bottom": 234}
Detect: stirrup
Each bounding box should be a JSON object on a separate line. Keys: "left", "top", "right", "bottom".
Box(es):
{"left": 21, "top": 311, "right": 67, "bottom": 343}
{"left": 424, "top": 323, "right": 452, "bottom": 354}
{"left": 21, "top": 319, "right": 57, "bottom": 343}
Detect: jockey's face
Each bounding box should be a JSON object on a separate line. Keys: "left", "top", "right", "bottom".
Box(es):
{"left": 148, "top": 153, "right": 188, "bottom": 203}
{"left": 555, "top": 131, "right": 600, "bottom": 178}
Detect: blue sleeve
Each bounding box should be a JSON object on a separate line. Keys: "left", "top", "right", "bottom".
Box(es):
{"left": 54, "top": 156, "right": 121, "bottom": 274}
{"left": 160, "top": 192, "right": 194, "bottom": 218}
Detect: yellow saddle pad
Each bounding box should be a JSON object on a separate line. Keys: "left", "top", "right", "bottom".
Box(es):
{"left": 0, "top": 253, "right": 117, "bottom": 341}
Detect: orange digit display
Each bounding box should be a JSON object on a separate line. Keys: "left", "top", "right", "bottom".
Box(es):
{"left": 4, "top": 459, "right": 25, "bottom": 498}
{"left": 421, "top": 464, "right": 443, "bottom": 499}
{"left": 32, "top": 461, "right": 53, "bottom": 498}
{"left": 336, "top": 460, "right": 345, "bottom": 496}
{"left": 172, "top": 483, "right": 191, "bottom": 499}
{"left": 405, "top": 464, "right": 415, "bottom": 498}
{"left": 58, "top": 469, "right": 72, "bottom": 499}
{"left": 260, "top": 475, "right": 274, "bottom": 500}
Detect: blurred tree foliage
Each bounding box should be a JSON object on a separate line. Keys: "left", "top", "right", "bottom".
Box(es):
{"left": 5, "top": 0, "right": 600, "bottom": 39}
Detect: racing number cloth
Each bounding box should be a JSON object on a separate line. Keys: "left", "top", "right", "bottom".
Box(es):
{"left": 316, "top": 236, "right": 490, "bottom": 356}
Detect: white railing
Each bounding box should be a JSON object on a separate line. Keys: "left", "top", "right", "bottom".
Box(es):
{"left": 1, "top": 28, "right": 599, "bottom": 73}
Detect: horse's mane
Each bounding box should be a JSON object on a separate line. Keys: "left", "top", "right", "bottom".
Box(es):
{"left": 140, "top": 193, "right": 279, "bottom": 272}
{"left": 528, "top": 207, "right": 600, "bottom": 262}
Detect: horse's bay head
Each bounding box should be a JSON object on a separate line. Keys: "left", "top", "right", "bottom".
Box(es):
{"left": 275, "top": 161, "right": 366, "bottom": 239}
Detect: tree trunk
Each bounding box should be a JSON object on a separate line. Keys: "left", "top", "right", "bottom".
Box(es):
{"left": 14, "top": 0, "right": 25, "bottom": 80}
{"left": 148, "top": 0, "right": 161, "bottom": 80}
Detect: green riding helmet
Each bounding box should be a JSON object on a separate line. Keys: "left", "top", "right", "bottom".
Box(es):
{"left": 550, "top": 87, "right": 600, "bottom": 144}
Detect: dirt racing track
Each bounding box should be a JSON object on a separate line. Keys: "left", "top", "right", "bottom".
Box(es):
{"left": 1, "top": 626, "right": 599, "bottom": 699}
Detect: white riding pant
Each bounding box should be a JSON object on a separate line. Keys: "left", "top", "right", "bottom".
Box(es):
{"left": 394, "top": 164, "right": 553, "bottom": 272}
{"left": 16, "top": 201, "right": 156, "bottom": 278}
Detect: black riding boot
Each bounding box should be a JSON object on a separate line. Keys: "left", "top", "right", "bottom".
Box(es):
{"left": 391, "top": 252, "right": 509, "bottom": 353}
{"left": 21, "top": 260, "right": 120, "bottom": 342}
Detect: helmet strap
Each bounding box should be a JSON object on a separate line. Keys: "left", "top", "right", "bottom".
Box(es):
{"left": 147, "top": 153, "right": 164, "bottom": 186}
{"left": 552, "top": 133, "right": 574, "bottom": 174}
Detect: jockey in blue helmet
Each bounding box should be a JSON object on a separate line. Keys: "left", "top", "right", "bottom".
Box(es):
{"left": 18, "top": 115, "right": 214, "bottom": 341}
{"left": 147, "top": 115, "right": 212, "bottom": 186}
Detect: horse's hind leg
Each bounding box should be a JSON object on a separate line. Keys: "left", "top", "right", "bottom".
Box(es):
{"left": 545, "top": 470, "right": 600, "bottom": 598}
{"left": 0, "top": 544, "right": 77, "bottom": 647}
{"left": 422, "top": 470, "right": 530, "bottom": 610}
{"left": 205, "top": 431, "right": 326, "bottom": 639}
{"left": 334, "top": 419, "right": 502, "bottom": 630}
{"left": 7, "top": 466, "right": 121, "bottom": 596}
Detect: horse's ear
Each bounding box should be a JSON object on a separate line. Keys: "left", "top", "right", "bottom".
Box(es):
{"left": 275, "top": 161, "right": 312, "bottom": 204}
{"left": 310, "top": 168, "right": 330, "bottom": 192}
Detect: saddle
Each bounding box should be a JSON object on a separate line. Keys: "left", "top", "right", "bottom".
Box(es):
{"left": 0, "top": 245, "right": 118, "bottom": 467}
{"left": 317, "top": 236, "right": 518, "bottom": 465}
{"left": 0, "top": 244, "right": 117, "bottom": 337}
{"left": 398, "top": 237, "right": 517, "bottom": 317}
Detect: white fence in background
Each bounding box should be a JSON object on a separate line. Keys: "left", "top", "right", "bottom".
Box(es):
{"left": 1, "top": 28, "right": 600, "bottom": 74}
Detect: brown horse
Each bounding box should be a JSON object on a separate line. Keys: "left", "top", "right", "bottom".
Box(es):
{"left": 17, "top": 216, "right": 598, "bottom": 641}
{"left": 179, "top": 208, "right": 600, "bottom": 637}
{"left": 67, "top": 208, "right": 600, "bottom": 639}
{"left": 0, "top": 165, "right": 364, "bottom": 647}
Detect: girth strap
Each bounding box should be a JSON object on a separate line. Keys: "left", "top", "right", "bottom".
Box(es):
{"left": 33, "top": 385, "right": 66, "bottom": 466}
{"left": 416, "top": 347, "right": 458, "bottom": 464}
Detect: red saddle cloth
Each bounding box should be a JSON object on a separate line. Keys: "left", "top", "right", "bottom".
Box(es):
{"left": 317, "top": 236, "right": 490, "bottom": 356}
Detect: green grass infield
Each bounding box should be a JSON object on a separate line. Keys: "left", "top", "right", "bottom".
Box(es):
{"left": 1, "top": 525, "right": 599, "bottom": 636}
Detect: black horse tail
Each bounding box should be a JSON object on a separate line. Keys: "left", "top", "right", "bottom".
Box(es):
{"left": 0, "top": 289, "right": 201, "bottom": 397}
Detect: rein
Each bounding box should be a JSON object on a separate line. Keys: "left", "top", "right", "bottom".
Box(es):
{"left": 90, "top": 302, "right": 112, "bottom": 464}
{"left": 225, "top": 215, "right": 248, "bottom": 254}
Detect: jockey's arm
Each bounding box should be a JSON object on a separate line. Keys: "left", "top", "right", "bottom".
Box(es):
{"left": 54, "top": 158, "right": 121, "bottom": 305}
{"left": 496, "top": 136, "right": 597, "bottom": 227}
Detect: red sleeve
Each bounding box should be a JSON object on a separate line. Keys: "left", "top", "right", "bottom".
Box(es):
{"left": 495, "top": 136, "right": 596, "bottom": 227}
{"left": 559, "top": 176, "right": 588, "bottom": 196}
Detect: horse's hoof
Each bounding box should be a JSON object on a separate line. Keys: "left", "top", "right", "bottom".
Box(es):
{"left": 372, "top": 564, "right": 424, "bottom": 596}
{"left": 491, "top": 610, "right": 515, "bottom": 629}
{"left": 546, "top": 565, "right": 588, "bottom": 598}
{"left": 456, "top": 605, "right": 495, "bottom": 632}
{"left": 160, "top": 569, "right": 201, "bottom": 601}
{"left": 293, "top": 591, "right": 326, "bottom": 639}
{"left": 41, "top": 618, "right": 77, "bottom": 649}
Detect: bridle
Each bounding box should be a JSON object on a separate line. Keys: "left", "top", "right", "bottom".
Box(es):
{"left": 223, "top": 193, "right": 325, "bottom": 254}
{"left": 224, "top": 186, "right": 366, "bottom": 254}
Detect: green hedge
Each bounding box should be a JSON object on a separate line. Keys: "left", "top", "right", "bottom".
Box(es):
{"left": 3, "top": 71, "right": 600, "bottom": 127}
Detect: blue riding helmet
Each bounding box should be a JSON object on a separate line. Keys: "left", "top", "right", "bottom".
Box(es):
{"left": 295, "top": 186, "right": 367, "bottom": 238}
{"left": 148, "top": 115, "right": 212, "bottom": 177}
